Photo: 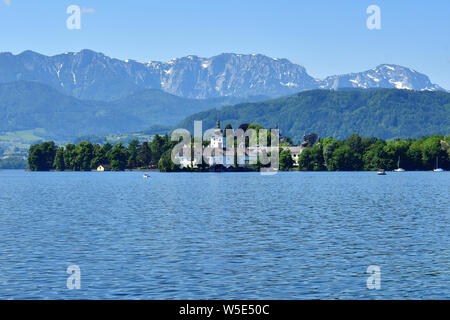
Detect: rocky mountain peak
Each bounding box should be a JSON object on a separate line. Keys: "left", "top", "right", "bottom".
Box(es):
{"left": 0, "top": 50, "right": 444, "bottom": 100}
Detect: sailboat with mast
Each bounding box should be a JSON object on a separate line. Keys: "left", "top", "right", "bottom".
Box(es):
{"left": 393, "top": 156, "right": 405, "bottom": 172}
{"left": 433, "top": 157, "right": 444, "bottom": 172}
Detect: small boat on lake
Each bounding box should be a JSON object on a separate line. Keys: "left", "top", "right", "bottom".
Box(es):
{"left": 143, "top": 173, "right": 150, "bottom": 178}
{"left": 433, "top": 157, "right": 444, "bottom": 172}
{"left": 377, "top": 169, "right": 386, "bottom": 175}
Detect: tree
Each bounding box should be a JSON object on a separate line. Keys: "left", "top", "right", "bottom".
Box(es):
{"left": 110, "top": 143, "right": 128, "bottom": 171}
{"left": 74, "top": 141, "right": 96, "bottom": 171}
{"left": 323, "top": 140, "right": 340, "bottom": 171}
{"left": 298, "top": 144, "right": 325, "bottom": 171}
{"left": 362, "top": 140, "right": 389, "bottom": 170}
{"left": 344, "top": 133, "right": 364, "bottom": 170}
{"left": 345, "top": 133, "right": 363, "bottom": 154}
{"left": 279, "top": 149, "right": 293, "bottom": 171}
{"left": 158, "top": 150, "right": 177, "bottom": 172}
{"left": 310, "top": 144, "right": 325, "bottom": 170}
{"left": 330, "top": 145, "right": 362, "bottom": 171}
{"left": 298, "top": 148, "right": 314, "bottom": 171}
{"left": 63, "top": 144, "right": 77, "bottom": 171}
{"left": 441, "top": 138, "right": 450, "bottom": 158}
{"left": 90, "top": 144, "right": 107, "bottom": 169}
{"left": 137, "top": 141, "right": 152, "bottom": 167}
{"left": 384, "top": 139, "right": 412, "bottom": 169}
{"left": 102, "top": 142, "right": 113, "bottom": 154}
{"left": 421, "top": 135, "right": 446, "bottom": 170}
{"left": 406, "top": 139, "right": 424, "bottom": 170}
{"left": 150, "top": 135, "right": 166, "bottom": 165}
{"left": 28, "top": 141, "right": 57, "bottom": 171}
{"left": 127, "top": 139, "right": 141, "bottom": 168}
{"left": 54, "top": 147, "right": 65, "bottom": 171}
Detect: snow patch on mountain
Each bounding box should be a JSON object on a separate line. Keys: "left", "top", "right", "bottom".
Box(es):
{"left": 319, "top": 64, "right": 442, "bottom": 92}
{"left": 0, "top": 50, "right": 444, "bottom": 100}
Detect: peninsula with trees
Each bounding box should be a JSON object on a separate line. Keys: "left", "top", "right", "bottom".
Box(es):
{"left": 27, "top": 122, "right": 450, "bottom": 172}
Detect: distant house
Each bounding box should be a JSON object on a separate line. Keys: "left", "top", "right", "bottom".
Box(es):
{"left": 96, "top": 164, "right": 111, "bottom": 171}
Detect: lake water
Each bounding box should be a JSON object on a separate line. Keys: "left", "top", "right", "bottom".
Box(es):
{"left": 0, "top": 170, "right": 448, "bottom": 299}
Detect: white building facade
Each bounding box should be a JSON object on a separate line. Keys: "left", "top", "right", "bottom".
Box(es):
{"left": 175, "top": 121, "right": 304, "bottom": 169}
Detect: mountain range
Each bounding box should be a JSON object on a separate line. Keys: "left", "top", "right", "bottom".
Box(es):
{"left": 0, "top": 50, "right": 444, "bottom": 101}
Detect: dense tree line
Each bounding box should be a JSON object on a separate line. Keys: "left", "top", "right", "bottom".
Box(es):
{"left": 27, "top": 133, "right": 450, "bottom": 172}
{"left": 294, "top": 134, "right": 450, "bottom": 171}
{"left": 28, "top": 135, "right": 176, "bottom": 171}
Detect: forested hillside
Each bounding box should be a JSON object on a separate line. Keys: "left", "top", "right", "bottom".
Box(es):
{"left": 177, "top": 89, "right": 450, "bottom": 142}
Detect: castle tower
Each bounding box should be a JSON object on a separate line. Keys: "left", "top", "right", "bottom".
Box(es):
{"left": 211, "top": 119, "right": 224, "bottom": 149}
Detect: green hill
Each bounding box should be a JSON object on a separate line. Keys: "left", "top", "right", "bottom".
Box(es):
{"left": 109, "top": 89, "right": 267, "bottom": 126}
{"left": 0, "top": 81, "right": 141, "bottom": 140}
{"left": 0, "top": 81, "right": 267, "bottom": 142}
{"left": 177, "top": 89, "right": 450, "bottom": 142}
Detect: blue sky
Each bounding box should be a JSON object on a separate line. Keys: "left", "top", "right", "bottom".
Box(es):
{"left": 1, "top": 0, "right": 449, "bottom": 89}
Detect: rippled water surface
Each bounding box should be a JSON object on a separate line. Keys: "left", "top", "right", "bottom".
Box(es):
{"left": 0, "top": 170, "right": 449, "bottom": 299}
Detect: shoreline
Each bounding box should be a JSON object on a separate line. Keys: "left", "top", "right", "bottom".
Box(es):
{"left": 15, "top": 169, "right": 446, "bottom": 173}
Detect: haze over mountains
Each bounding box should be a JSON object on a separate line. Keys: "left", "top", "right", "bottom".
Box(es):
{"left": 0, "top": 50, "right": 444, "bottom": 101}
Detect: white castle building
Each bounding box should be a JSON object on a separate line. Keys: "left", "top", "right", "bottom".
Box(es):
{"left": 176, "top": 121, "right": 307, "bottom": 169}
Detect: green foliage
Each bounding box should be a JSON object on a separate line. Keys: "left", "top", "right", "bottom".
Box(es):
{"left": 26, "top": 133, "right": 450, "bottom": 172}
{"left": 74, "top": 141, "right": 96, "bottom": 171}
{"left": 137, "top": 141, "right": 152, "bottom": 167}
{"left": 0, "top": 81, "right": 266, "bottom": 142}
{"left": 363, "top": 140, "right": 389, "bottom": 170}
{"left": 279, "top": 149, "right": 294, "bottom": 171}
{"left": 54, "top": 147, "right": 65, "bottom": 171}
{"left": 127, "top": 139, "right": 141, "bottom": 168}
{"left": 90, "top": 144, "right": 107, "bottom": 169}
{"left": 330, "top": 145, "right": 360, "bottom": 171}
{"left": 110, "top": 143, "right": 128, "bottom": 171}
{"left": 299, "top": 144, "right": 325, "bottom": 171}
{"left": 323, "top": 140, "right": 341, "bottom": 171}
{"left": 441, "top": 138, "right": 450, "bottom": 157}
{"left": 158, "top": 150, "right": 177, "bottom": 172}
{"left": 63, "top": 144, "right": 77, "bottom": 171}
{"left": 420, "top": 136, "right": 446, "bottom": 169}
{"left": 149, "top": 134, "right": 176, "bottom": 166}
{"left": 149, "top": 135, "right": 166, "bottom": 165}
{"left": 321, "top": 134, "right": 450, "bottom": 171}
{"left": 299, "top": 133, "right": 450, "bottom": 172}
{"left": 178, "top": 89, "right": 450, "bottom": 141}
{"left": 26, "top": 134, "right": 177, "bottom": 172}
{"left": 28, "top": 141, "right": 56, "bottom": 171}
